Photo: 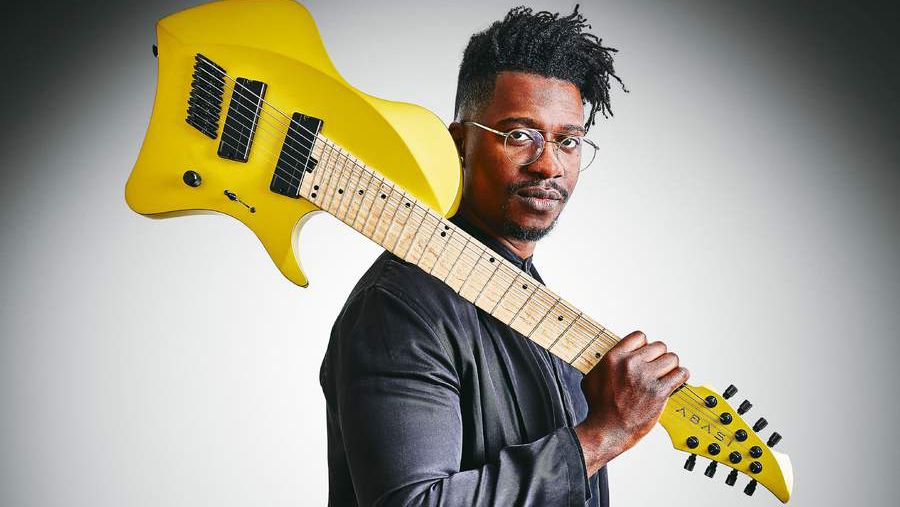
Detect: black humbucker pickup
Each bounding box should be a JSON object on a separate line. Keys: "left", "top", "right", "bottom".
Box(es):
{"left": 270, "top": 112, "right": 324, "bottom": 198}
{"left": 217, "top": 78, "right": 267, "bottom": 162}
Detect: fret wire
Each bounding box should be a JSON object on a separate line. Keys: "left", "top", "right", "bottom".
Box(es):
{"left": 375, "top": 182, "right": 403, "bottom": 245}
{"left": 457, "top": 247, "right": 489, "bottom": 295}
{"left": 324, "top": 146, "right": 350, "bottom": 213}
{"left": 370, "top": 178, "right": 395, "bottom": 243}
{"left": 316, "top": 142, "right": 338, "bottom": 207}
{"left": 400, "top": 202, "right": 429, "bottom": 259}
{"left": 412, "top": 211, "right": 441, "bottom": 266}
{"left": 338, "top": 154, "right": 365, "bottom": 222}
{"left": 507, "top": 278, "right": 539, "bottom": 328}
{"left": 428, "top": 221, "right": 454, "bottom": 275}
{"left": 488, "top": 266, "right": 520, "bottom": 315}
{"left": 441, "top": 231, "right": 471, "bottom": 284}
{"left": 570, "top": 330, "right": 605, "bottom": 365}
{"left": 350, "top": 166, "right": 376, "bottom": 228}
{"left": 472, "top": 250, "right": 505, "bottom": 305}
{"left": 385, "top": 190, "right": 414, "bottom": 249}
{"left": 389, "top": 191, "right": 417, "bottom": 253}
{"left": 526, "top": 294, "right": 562, "bottom": 339}
{"left": 548, "top": 310, "right": 583, "bottom": 352}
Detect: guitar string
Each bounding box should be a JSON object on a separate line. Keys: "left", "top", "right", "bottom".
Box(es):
{"left": 187, "top": 66, "right": 763, "bottom": 444}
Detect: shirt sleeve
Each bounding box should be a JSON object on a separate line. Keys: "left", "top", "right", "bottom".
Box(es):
{"left": 327, "top": 284, "right": 589, "bottom": 507}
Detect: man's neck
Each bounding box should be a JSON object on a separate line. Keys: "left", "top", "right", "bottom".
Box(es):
{"left": 456, "top": 208, "right": 536, "bottom": 260}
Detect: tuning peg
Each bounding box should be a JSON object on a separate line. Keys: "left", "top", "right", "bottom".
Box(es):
{"left": 725, "top": 468, "right": 738, "bottom": 486}
{"left": 753, "top": 417, "right": 768, "bottom": 432}
{"left": 744, "top": 479, "right": 758, "bottom": 496}
{"left": 767, "top": 432, "right": 782, "bottom": 448}
{"left": 737, "top": 399, "right": 752, "bottom": 415}
{"left": 723, "top": 384, "right": 738, "bottom": 399}
{"left": 704, "top": 460, "right": 718, "bottom": 478}
{"left": 684, "top": 454, "right": 697, "bottom": 471}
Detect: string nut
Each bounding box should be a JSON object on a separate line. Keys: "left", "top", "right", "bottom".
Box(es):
{"left": 726, "top": 468, "right": 739, "bottom": 486}
{"left": 744, "top": 479, "right": 758, "bottom": 496}
{"left": 723, "top": 384, "right": 738, "bottom": 399}
{"left": 704, "top": 460, "right": 718, "bottom": 478}
{"left": 737, "top": 399, "right": 752, "bottom": 415}
{"left": 684, "top": 454, "right": 697, "bottom": 471}
{"left": 767, "top": 432, "right": 782, "bottom": 448}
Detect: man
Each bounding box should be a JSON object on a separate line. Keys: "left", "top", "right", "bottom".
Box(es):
{"left": 320, "top": 6, "right": 688, "bottom": 506}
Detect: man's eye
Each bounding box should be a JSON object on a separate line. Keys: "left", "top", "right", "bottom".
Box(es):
{"left": 507, "top": 130, "right": 534, "bottom": 144}
{"left": 560, "top": 137, "right": 581, "bottom": 150}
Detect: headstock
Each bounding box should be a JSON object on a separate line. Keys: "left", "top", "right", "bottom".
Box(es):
{"left": 659, "top": 383, "right": 793, "bottom": 502}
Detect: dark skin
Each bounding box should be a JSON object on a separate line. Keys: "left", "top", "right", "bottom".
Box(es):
{"left": 449, "top": 71, "right": 690, "bottom": 476}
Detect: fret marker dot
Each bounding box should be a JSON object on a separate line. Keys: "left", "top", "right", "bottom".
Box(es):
{"left": 489, "top": 257, "right": 495, "bottom": 263}
{"left": 444, "top": 225, "right": 449, "bottom": 230}
{"left": 381, "top": 194, "right": 386, "bottom": 199}
{"left": 440, "top": 232, "right": 446, "bottom": 237}
{"left": 310, "top": 192, "right": 317, "bottom": 198}
{"left": 338, "top": 189, "right": 344, "bottom": 194}
{"left": 405, "top": 202, "right": 411, "bottom": 208}
{"left": 558, "top": 315, "right": 564, "bottom": 321}
{"left": 358, "top": 189, "right": 364, "bottom": 195}
{"left": 522, "top": 284, "right": 528, "bottom": 289}
{"left": 313, "top": 185, "right": 319, "bottom": 190}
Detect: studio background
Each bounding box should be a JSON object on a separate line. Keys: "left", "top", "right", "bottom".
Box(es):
{"left": 2, "top": 0, "right": 898, "bottom": 505}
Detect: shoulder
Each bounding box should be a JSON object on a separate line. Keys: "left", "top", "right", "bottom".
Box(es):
{"left": 344, "top": 250, "right": 471, "bottom": 331}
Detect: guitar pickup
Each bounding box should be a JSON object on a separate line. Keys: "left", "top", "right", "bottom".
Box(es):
{"left": 217, "top": 78, "right": 267, "bottom": 162}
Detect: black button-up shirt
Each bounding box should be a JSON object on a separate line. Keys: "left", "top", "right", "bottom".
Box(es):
{"left": 320, "top": 215, "right": 608, "bottom": 506}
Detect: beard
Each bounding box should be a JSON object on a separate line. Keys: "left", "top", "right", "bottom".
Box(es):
{"left": 501, "top": 179, "right": 570, "bottom": 242}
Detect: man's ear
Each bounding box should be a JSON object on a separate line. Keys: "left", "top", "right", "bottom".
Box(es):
{"left": 448, "top": 122, "right": 465, "bottom": 159}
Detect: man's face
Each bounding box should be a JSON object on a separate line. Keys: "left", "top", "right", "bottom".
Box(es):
{"left": 451, "top": 71, "right": 584, "bottom": 244}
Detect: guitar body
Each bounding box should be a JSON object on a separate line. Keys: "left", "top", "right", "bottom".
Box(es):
{"left": 126, "top": 0, "right": 461, "bottom": 287}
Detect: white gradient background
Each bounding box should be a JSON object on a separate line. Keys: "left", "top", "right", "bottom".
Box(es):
{"left": 2, "top": 1, "right": 898, "bottom": 505}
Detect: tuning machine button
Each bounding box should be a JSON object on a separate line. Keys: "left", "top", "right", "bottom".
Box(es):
{"left": 734, "top": 429, "right": 748, "bottom": 442}
{"left": 749, "top": 461, "right": 763, "bottom": 474}
{"left": 719, "top": 412, "right": 733, "bottom": 424}
{"left": 704, "top": 460, "right": 718, "bottom": 478}
{"left": 686, "top": 436, "right": 699, "bottom": 449}
{"left": 753, "top": 417, "right": 768, "bottom": 432}
{"left": 723, "top": 384, "right": 738, "bottom": 399}
{"left": 767, "top": 432, "right": 782, "bottom": 447}
{"left": 744, "top": 479, "right": 758, "bottom": 496}
{"left": 737, "top": 400, "right": 752, "bottom": 415}
{"left": 749, "top": 445, "right": 763, "bottom": 458}
{"left": 705, "top": 395, "right": 718, "bottom": 408}
{"left": 684, "top": 454, "right": 697, "bottom": 471}
{"left": 726, "top": 468, "right": 739, "bottom": 486}
{"left": 707, "top": 443, "right": 721, "bottom": 456}
{"left": 729, "top": 451, "right": 742, "bottom": 464}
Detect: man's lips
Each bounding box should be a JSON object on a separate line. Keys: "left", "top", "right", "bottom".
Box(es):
{"left": 516, "top": 186, "right": 563, "bottom": 201}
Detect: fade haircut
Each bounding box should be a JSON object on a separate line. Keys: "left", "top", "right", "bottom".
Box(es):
{"left": 453, "top": 5, "right": 625, "bottom": 132}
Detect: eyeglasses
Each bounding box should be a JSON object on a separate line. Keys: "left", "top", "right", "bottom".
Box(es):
{"left": 462, "top": 121, "right": 598, "bottom": 172}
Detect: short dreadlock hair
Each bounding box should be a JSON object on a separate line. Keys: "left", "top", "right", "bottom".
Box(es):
{"left": 453, "top": 5, "right": 625, "bottom": 132}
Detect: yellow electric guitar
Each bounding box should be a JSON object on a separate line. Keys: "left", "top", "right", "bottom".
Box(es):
{"left": 125, "top": 0, "right": 793, "bottom": 502}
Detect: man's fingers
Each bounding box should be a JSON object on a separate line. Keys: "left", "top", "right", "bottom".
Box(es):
{"left": 648, "top": 351, "right": 679, "bottom": 377}
{"left": 634, "top": 341, "right": 667, "bottom": 362}
{"left": 659, "top": 366, "right": 691, "bottom": 395}
{"left": 612, "top": 331, "right": 647, "bottom": 355}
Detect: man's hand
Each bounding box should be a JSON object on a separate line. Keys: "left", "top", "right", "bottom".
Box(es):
{"left": 574, "top": 331, "right": 690, "bottom": 476}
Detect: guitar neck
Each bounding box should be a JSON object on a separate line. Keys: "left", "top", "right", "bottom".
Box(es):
{"left": 298, "top": 136, "right": 619, "bottom": 374}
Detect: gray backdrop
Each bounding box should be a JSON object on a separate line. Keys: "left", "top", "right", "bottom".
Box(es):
{"left": 2, "top": 0, "right": 898, "bottom": 505}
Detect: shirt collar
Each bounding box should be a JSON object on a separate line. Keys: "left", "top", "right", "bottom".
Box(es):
{"left": 450, "top": 213, "right": 535, "bottom": 274}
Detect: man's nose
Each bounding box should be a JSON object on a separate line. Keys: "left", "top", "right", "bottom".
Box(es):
{"left": 524, "top": 143, "right": 565, "bottom": 179}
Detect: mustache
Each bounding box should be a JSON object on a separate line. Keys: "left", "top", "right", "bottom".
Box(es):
{"left": 507, "top": 180, "right": 570, "bottom": 202}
